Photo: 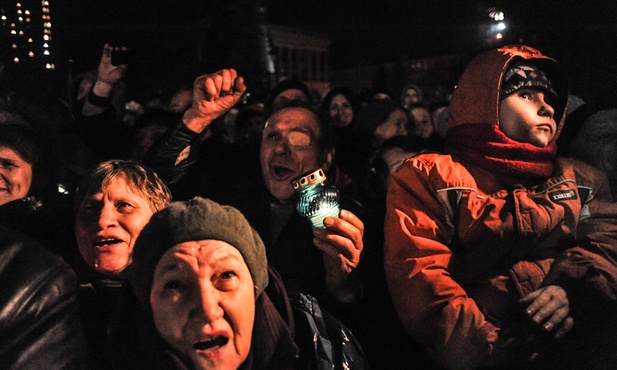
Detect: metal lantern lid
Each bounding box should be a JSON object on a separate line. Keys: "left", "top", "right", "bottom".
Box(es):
{"left": 292, "top": 168, "right": 327, "bottom": 191}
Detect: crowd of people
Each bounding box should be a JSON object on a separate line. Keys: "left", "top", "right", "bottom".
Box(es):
{"left": 1, "top": 41, "right": 616, "bottom": 370}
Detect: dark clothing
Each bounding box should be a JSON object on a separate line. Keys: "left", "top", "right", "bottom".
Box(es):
{"left": 0, "top": 226, "right": 86, "bottom": 369}
{"left": 77, "top": 268, "right": 126, "bottom": 370}
{"left": 0, "top": 197, "right": 73, "bottom": 260}
{"left": 68, "top": 98, "right": 132, "bottom": 164}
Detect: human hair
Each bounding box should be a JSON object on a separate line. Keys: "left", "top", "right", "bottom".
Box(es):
{"left": 75, "top": 160, "right": 172, "bottom": 212}
{"left": 263, "top": 79, "right": 312, "bottom": 117}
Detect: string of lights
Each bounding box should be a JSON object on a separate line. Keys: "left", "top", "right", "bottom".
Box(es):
{"left": 1, "top": 0, "right": 55, "bottom": 70}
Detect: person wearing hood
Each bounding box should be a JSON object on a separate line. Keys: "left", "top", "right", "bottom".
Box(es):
{"left": 400, "top": 83, "right": 424, "bottom": 109}
{"left": 384, "top": 45, "right": 617, "bottom": 369}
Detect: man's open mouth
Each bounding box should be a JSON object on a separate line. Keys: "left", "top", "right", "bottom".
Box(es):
{"left": 273, "top": 165, "right": 293, "bottom": 178}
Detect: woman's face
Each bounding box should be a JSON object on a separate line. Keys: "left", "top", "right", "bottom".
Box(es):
{"left": 0, "top": 146, "right": 33, "bottom": 206}
{"left": 328, "top": 94, "right": 353, "bottom": 127}
{"left": 403, "top": 88, "right": 420, "bottom": 107}
{"left": 151, "top": 240, "right": 255, "bottom": 370}
{"left": 75, "top": 176, "right": 154, "bottom": 276}
{"left": 410, "top": 107, "right": 435, "bottom": 139}
{"left": 374, "top": 109, "right": 409, "bottom": 147}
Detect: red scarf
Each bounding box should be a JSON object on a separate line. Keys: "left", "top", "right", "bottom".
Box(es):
{"left": 445, "top": 124, "right": 557, "bottom": 179}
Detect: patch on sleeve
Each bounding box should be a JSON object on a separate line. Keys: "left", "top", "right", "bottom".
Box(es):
{"left": 174, "top": 146, "right": 191, "bottom": 166}
{"left": 549, "top": 189, "right": 578, "bottom": 202}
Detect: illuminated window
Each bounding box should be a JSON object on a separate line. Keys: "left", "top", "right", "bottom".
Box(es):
{"left": 43, "top": 34, "right": 50, "bottom": 40}
{"left": 43, "top": 43, "right": 49, "bottom": 48}
{"left": 43, "top": 50, "right": 50, "bottom": 55}
{"left": 14, "top": 57, "right": 20, "bottom": 63}
{"left": 28, "top": 38, "right": 33, "bottom": 42}
{"left": 11, "top": 44, "right": 17, "bottom": 48}
{"left": 11, "top": 30, "right": 16, "bottom": 34}
{"left": 28, "top": 51, "right": 34, "bottom": 57}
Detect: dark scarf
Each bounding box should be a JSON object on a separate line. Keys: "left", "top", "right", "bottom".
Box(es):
{"left": 445, "top": 124, "right": 557, "bottom": 179}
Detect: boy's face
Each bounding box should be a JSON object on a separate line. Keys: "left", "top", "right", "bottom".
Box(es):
{"left": 498, "top": 88, "right": 556, "bottom": 148}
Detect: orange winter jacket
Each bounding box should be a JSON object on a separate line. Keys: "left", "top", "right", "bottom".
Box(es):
{"left": 384, "top": 45, "right": 617, "bottom": 370}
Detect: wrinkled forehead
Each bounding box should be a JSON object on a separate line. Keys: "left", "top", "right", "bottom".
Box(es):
{"left": 264, "top": 107, "right": 321, "bottom": 136}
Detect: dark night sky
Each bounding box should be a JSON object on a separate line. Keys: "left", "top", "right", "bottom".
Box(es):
{"left": 54, "top": 0, "right": 617, "bottom": 99}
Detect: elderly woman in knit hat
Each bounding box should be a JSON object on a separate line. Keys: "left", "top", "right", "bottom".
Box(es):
{"left": 109, "top": 197, "right": 298, "bottom": 370}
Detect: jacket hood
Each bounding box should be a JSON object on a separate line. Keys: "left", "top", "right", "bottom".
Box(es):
{"left": 448, "top": 45, "right": 569, "bottom": 142}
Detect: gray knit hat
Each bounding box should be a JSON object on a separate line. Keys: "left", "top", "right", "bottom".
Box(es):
{"left": 500, "top": 62, "right": 558, "bottom": 105}
{"left": 128, "top": 197, "right": 269, "bottom": 313}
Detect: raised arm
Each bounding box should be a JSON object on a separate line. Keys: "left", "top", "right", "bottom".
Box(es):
{"left": 146, "top": 69, "right": 246, "bottom": 184}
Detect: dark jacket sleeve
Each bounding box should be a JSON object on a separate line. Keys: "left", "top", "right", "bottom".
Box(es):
{"left": 145, "top": 123, "right": 202, "bottom": 185}
{"left": 0, "top": 228, "right": 86, "bottom": 369}
{"left": 70, "top": 95, "right": 132, "bottom": 163}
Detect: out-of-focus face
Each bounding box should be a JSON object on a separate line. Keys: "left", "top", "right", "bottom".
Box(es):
{"left": 499, "top": 89, "right": 556, "bottom": 148}
{"left": 410, "top": 107, "right": 435, "bottom": 139}
{"left": 169, "top": 89, "right": 193, "bottom": 113}
{"left": 260, "top": 107, "right": 328, "bottom": 204}
{"left": 150, "top": 240, "right": 255, "bottom": 370}
{"left": 328, "top": 94, "right": 353, "bottom": 128}
{"left": 374, "top": 108, "right": 409, "bottom": 147}
{"left": 131, "top": 124, "right": 169, "bottom": 161}
{"left": 75, "top": 177, "right": 154, "bottom": 276}
{"left": 77, "top": 79, "right": 94, "bottom": 101}
{"left": 0, "top": 147, "right": 32, "bottom": 206}
{"left": 403, "top": 88, "right": 420, "bottom": 108}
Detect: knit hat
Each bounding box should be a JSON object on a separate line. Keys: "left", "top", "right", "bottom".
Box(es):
{"left": 500, "top": 62, "right": 558, "bottom": 105}
{"left": 128, "top": 197, "right": 269, "bottom": 313}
